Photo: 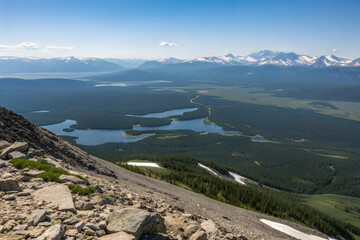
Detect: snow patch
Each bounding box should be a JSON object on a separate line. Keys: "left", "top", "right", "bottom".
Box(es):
{"left": 127, "top": 162, "right": 160, "bottom": 168}
{"left": 260, "top": 219, "right": 330, "bottom": 240}
{"left": 228, "top": 171, "right": 246, "bottom": 185}
{"left": 198, "top": 163, "right": 219, "bottom": 176}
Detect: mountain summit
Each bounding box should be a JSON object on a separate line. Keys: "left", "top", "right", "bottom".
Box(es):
{"left": 140, "top": 51, "right": 359, "bottom": 68}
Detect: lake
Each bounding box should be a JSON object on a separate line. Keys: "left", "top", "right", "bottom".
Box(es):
{"left": 42, "top": 117, "right": 237, "bottom": 145}
{"left": 42, "top": 119, "right": 153, "bottom": 145}
{"left": 251, "top": 137, "right": 265, "bottom": 142}
{"left": 126, "top": 107, "right": 198, "bottom": 118}
{"left": 133, "top": 118, "right": 237, "bottom": 134}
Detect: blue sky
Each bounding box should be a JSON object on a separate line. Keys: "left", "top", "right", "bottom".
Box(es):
{"left": 0, "top": 0, "right": 359, "bottom": 59}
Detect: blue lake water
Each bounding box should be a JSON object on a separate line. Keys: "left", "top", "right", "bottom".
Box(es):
{"left": 42, "top": 117, "right": 237, "bottom": 146}
{"left": 126, "top": 107, "right": 198, "bottom": 118}
{"left": 95, "top": 80, "right": 172, "bottom": 87}
{"left": 42, "top": 120, "right": 153, "bottom": 145}
{"left": 251, "top": 137, "right": 265, "bottom": 142}
{"left": 133, "top": 118, "right": 237, "bottom": 135}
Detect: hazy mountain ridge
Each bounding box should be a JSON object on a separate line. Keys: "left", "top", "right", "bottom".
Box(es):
{"left": 0, "top": 56, "right": 125, "bottom": 73}
{"left": 140, "top": 50, "right": 360, "bottom": 68}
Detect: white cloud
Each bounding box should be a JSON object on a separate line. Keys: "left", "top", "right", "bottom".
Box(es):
{"left": 45, "top": 46, "right": 75, "bottom": 50}
{"left": 331, "top": 48, "right": 337, "bottom": 53}
{"left": 159, "top": 41, "right": 178, "bottom": 47}
{"left": 0, "top": 42, "right": 40, "bottom": 50}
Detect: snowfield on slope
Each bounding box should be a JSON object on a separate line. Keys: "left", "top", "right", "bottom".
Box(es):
{"left": 127, "top": 162, "right": 160, "bottom": 168}
{"left": 260, "top": 219, "right": 331, "bottom": 240}
{"left": 229, "top": 171, "right": 246, "bottom": 185}
{"left": 198, "top": 163, "right": 219, "bottom": 176}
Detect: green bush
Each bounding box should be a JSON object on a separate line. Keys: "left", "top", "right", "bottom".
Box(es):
{"left": 10, "top": 158, "right": 90, "bottom": 185}
{"left": 68, "top": 184, "right": 95, "bottom": 196}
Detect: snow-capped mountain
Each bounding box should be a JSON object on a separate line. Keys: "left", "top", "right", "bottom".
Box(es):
{"left": 141, "top": 51, "right": 358, "bottom": 68}
{"left": 0, "top": 56, "right": 124, "bottom": 73}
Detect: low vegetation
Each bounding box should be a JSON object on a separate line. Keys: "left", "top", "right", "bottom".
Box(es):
{"left": 68, "top": 184, "right": 95, "bottom": 196}
{"left": 10, "top": 158, "right": 92, "bottom": 195}
{"left": 119, "top": 155, "right": 360, "bottom": 240}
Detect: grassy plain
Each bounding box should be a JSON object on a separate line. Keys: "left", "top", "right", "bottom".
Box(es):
{"left": 158, "top": 85, "right": 360, "bottom": 121}
{"left": 299, "top": 194, "right": 360, "bottom": 228}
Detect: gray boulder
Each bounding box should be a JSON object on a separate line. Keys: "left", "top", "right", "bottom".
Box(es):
{"left": 75, "top": 200, "right": 93, "bottom": 210}
{"left": 33, "top": 184, "right": 75, "bottom": 212}
{"left": 106, "top": 208, "right": 165, "bottom": 240}
{"left": 0, "top": 180, "right": 22, "bottom": 192}
{"left": 27, "top": 209, "right": 47, "bottom": 226}
{"left": 8, "top": 151, "right": 26, "bottom": 159}
{"left": 59, "top": 174, "right": 85, "bottom": 185}
{"left": 91, "top": 195, "right": 115, "bottom": 205}
{"left": 36, "top": 224, "right": 64, "bottom": 240}
{"left": 0, "top": 141, "right": 28, "bottom": 159}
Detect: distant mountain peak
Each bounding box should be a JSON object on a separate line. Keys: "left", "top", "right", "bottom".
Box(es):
{"left": 143, "top": 51, "right": 359, "bottom": 68}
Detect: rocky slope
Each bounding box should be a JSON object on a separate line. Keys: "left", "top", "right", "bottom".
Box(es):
{"left": 0, "top": 107, "right": 331, "bottom": 240}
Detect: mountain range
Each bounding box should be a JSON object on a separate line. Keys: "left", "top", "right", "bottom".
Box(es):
{"left": 0, "top": 51, "right": 359, "bottom": 73}
{"left": 0, "top": 56, "right": 124, "bottom": 73}
{"left": 141, "top": 50, "right": 360, "bottom": 68}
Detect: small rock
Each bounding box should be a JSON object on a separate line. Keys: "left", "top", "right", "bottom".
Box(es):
{"left": 8, "top": 151, "right": 26, "bottom": 159}
{"left": 12, "top": 224, "right": 28, "bottom": 231}
{"left": 4, "top": 194, "right": 16, "bottom": 201}
{"left": 0, "top": 159, "right": 7, "bottom": 168}
{"left": 75, "top": 200, "right": 93, "bottom": 210}
{"left": 86, "top": 222, "right": 101, "bottom": 231}
{"left": 84, "top": 226, "right": 96, "bottom": 235}
{"left": 36, "top": 224, "right": 64, "bottom": 240}
{"left": 0, "top": 140, "right": 11, "bottom": 151}
{"left": 91, "top": 195, "right": 115, "bottom": 206}
{"left": 99, "top": 231, "right": 136, "bottom": 240}
{"left": 184, "top": 224, "right": 200, "bottom": 237}
{"left": 74, "top": 221, "right": 85, "bottom": 232}
{"left": 98, "top": 220, "right": 106, "bottom": 229}
{"left": 65, "top": 229, "right": 78, "bottom": 237}
{"left": 94, "top": 185, "right": 104, "bottom": 193}
{"left": 96, "top": 229, "right": 106, "bottom": 237}
{"left": 38, "top": 222, "right": 52, "bottom": 227}
{"left": 59, "top": 175, "right": 85, "bottom": 185}
{"left": 200, "top": 219, "right": 218, "bottom": 235}
{"left": 25, "top": 169, "right": 45, "bottom": 177}
{"left": 63, "top": 216, "right": 80, "bottom": 225}
{"left": 0, "top": 180, "right": 22, "bottom": 192}
{"left": 27, "top": 209, "right": 47, "bottom": 226}
{"left": 1, "top": 172, "right": 13, "bottom": 179}
{"left": 190, "top": 230, "right": 207, "bottom": 240}
{"left": 27, "top": 149, "right": 45, "bottom": 158}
